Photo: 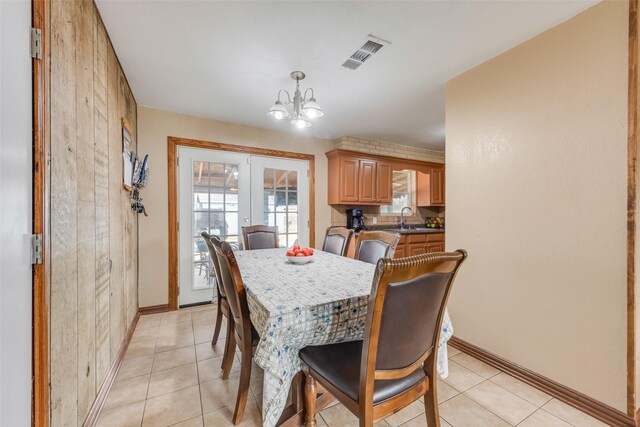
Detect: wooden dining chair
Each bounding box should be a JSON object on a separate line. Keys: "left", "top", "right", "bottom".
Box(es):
{"left": 353, "top": 230, "right": 400, "bottom": 264}
{"left": 322, "top": 226, "right": 354, "bottom": 257}
{"left": 200, "top": 232, "right": 231, "bottom": 347}
{"left": 241, "top": 225, "right": 279, "bottom": 250}
{"left": 300, "top": 250, "right": 467, "bottom": 427}
{"left": 212, "top": 240, "right": 260, "bottom": 425}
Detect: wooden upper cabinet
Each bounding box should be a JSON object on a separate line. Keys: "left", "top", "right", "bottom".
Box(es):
{"left": 339, "top": 156, "right": 359, "bottom": 202}
{"left": 327, "top": 149, "right": 444, "bottom": 206}
{"left": 357, "top": 159, "right": 392, "bottom": 203}
{"left": 416, "top": 166, "right": 445, "bottom": 207}
{"left": 376, "top": 161, "right": 393, "bottom": 204}
{"left": 327, "top": 151, "right": 393, "bottom": 205}
{"left": 430, "top": 166, "right": 445, "bottom": 205}
{"left": 358, "top": 159, "right": 377, "bottom": 203}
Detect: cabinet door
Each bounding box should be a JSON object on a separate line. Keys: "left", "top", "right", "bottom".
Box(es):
{"left": 376, "top": 161, "right": 393, "bottom": 203}
{"left": 340, "top": 157, "right": 359, "bottom": 202}
{"left": 426, "top": 242, "right": 444, "bottom": 253}
{"left": 409, "top": 243, "right": 426, "bottom": 256}
{"left": 394, "top": 244, "right": 406, "bottom": 259}
{"left": 431, "top": 166, "right": 445, "bottom": 206}
{"left": 416, "top": 171, "right": 430, "bottom": 206}
{"left": 358, "top": 159, "right": 377, "bottom": 203}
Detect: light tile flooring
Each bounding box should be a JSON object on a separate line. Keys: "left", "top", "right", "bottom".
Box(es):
{"left": 98, "top": 305, "right": 608, "bottom": 427}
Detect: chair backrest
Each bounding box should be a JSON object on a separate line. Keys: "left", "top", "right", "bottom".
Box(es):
{"left": 201, "top": 232, "right": 226, "bottom": 298}
{"left": 359, "top": 250, "right": 467, "bottom": 404}
{"left": 212, "top": 240, "right": 252, "bottom": 340}
{"left": 322, "top": 227, "right": 354, "bottom": 257}
{"left": 354, "top": 231, "right": 400, "bottom": 264}
{"left": 242, "top": 225, "right": 279, "bottom": 250}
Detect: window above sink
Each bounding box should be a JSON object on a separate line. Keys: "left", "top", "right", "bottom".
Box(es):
{"left": 380, "top": 170, "right": 416, "bottom": 216}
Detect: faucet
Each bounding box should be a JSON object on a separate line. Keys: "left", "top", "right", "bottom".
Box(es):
{"left": 400, "top": 207, "right": 413, "bottom": 230}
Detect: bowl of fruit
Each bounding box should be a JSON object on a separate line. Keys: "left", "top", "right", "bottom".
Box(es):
{"left": 286, "top": 244, "right": 315, "bottom": 264}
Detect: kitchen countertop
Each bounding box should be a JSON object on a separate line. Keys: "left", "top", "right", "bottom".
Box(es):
{"left": 392, "top": 227, "right": 445, "bottom": 234}
{"left": 355, "top": 224, "right": 445, "bottom": 235}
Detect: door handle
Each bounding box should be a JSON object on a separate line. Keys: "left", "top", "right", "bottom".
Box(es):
{"left": 243, "top": 217, "right": 250, "bottom": 223}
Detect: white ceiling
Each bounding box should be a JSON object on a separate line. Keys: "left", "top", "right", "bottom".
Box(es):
{"left": 96, "top": 0, "right": 599, "bottom": 150}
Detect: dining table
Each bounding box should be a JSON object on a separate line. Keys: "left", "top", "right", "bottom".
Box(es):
{"left": 233, "top": 247, "right": 454, "bottom": 427}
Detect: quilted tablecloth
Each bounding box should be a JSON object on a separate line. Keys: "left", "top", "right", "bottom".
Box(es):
{"left": 233, "top": 248, "right": 453, "bottom": 427}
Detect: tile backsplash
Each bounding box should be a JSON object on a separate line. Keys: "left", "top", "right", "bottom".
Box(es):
{"left": 330, "top": 205, "right": 444, "bottom": 228}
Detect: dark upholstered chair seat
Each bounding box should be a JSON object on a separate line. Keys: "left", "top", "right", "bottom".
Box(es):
{"left": 299, "top": 340, "right": 426, "bottom": 404}
{"left": 300, "top": 251, "right": 467, "bottom": 427}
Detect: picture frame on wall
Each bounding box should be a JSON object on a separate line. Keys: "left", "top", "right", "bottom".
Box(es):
{"left": 122, "top": 118, "right": 134, "bottom": 191}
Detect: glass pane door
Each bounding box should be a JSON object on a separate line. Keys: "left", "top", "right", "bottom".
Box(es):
{"left": 192, "top": 161, "right": 240, "bottom": 290}
{"left": 251, "top": 156, "right": 309, "bottom": 248}
{"left": 178, "top": 148, "right": 249, "bottom": 306}
{"left": 262, "top": 168, "right": 299, "bottom": 247}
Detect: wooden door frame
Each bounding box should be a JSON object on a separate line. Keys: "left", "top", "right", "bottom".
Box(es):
{"left": 32, "top": 0, "right": 49, "bottom": 424}
{"left": 629, "top": 0, "right": 639, "bottom": 420}
{"left": 167, "top": 136, "right": 316, "bottom": 311}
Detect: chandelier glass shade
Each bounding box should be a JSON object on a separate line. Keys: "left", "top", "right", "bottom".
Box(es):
{"left": 267, "top": 71, "right": 323, "bottom": 128}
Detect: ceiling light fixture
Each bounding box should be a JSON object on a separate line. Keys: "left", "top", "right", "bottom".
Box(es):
{"left": 267, "top": 71, "right": 323, "bottom": 128}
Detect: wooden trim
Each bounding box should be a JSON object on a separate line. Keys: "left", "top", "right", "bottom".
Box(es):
{"left": 168, "top": 137, "right": 179, "bottom": 311}
{"left": 32, "top": 0, "right": 49, "bottom": 424}
{"left": 81, "top": 312, "right": 140, "bottom": 427}
{"left": 169, "top": 136, "right": 317, "bottom": 162}
{"left": 629, "top": 0, "right": 639, "bottom": 417}
{"left": 167, "top": 136, "right": 316, "bottom": 311}
{"left": 309, "top": 155, "right": 316, "bottom": 247}
{"left": 449, "top": 336, "right": 635, "bottom": 427}
{"left": 138, "top": 304, "right": 170, "bottom": 315}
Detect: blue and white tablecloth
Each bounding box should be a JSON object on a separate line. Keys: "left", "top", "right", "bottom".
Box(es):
{"left": 234, "top": 248, "right": 453, "bottom": 427}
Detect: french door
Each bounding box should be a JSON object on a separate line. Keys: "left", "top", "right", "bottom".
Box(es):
{"left": 250, "top": 156, "right": 310, "bottom": 248}
{"left": 178, "top": 148, "right": 250, "bottom": 305}
{"left": 177, "top": 148, "right": 310, "bottom": 306}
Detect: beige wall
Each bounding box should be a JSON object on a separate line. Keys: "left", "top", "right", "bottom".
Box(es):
{"left": 446, "top": 0, "right": 628, "bottom": 411}
{"left": 137, "top": 107, "right": 335, "bottom": 307}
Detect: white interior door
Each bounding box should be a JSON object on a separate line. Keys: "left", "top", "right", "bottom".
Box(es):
{"left": 178, "top": 147, "right": 250, "bottom": 306}
{"left": 250, "top": 156, "right": 310, "bottom": 248}
{"left": 0, "top": 0, "right": 33, "bottom": 424}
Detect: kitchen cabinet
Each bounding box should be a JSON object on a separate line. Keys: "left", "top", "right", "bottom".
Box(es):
{"left": 393, "top": 232, "right": 445, "bottom": 258}
{"left": 431, "top": 166, "right": 445, "bottom": 205}
{"left": 338, "top": 156, "right": 359, "bottom": 203}
{"left": 376, "top": 162, "right": 393, "bottom": 202}
{"left": 417, "top": 165, "right": 445, "bottom": 207}
{"left": 426, "top": 242, "right": 445, "bottom": 252}
{"left": 327, "top": 151, "right": 393, "bottom": 205}
{"left": 358, "top": 159, "right": 377, "bottom": 203}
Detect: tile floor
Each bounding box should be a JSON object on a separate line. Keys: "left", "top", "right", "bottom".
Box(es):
{"left": 97, "top": 305, "right": 608, "bottom": 427}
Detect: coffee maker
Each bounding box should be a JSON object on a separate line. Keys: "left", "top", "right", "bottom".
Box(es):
{"left": 346, "top": 208, "right": 365, "bottom": 232}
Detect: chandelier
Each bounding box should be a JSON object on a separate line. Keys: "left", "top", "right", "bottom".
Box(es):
{"left": 267, "top": 71, "right": 323, "bottom": 129}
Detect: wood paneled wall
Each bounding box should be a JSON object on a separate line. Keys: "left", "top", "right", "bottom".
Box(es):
{"left": 49, "top": 0, "right": 138, "bottom": 425}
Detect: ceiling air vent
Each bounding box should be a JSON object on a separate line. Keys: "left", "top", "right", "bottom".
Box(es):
{"left": 341, "top": 35, "right": 390, "bottom": 71}
{"left": 341, "top": 59, "right": 362, "bottom": 70}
